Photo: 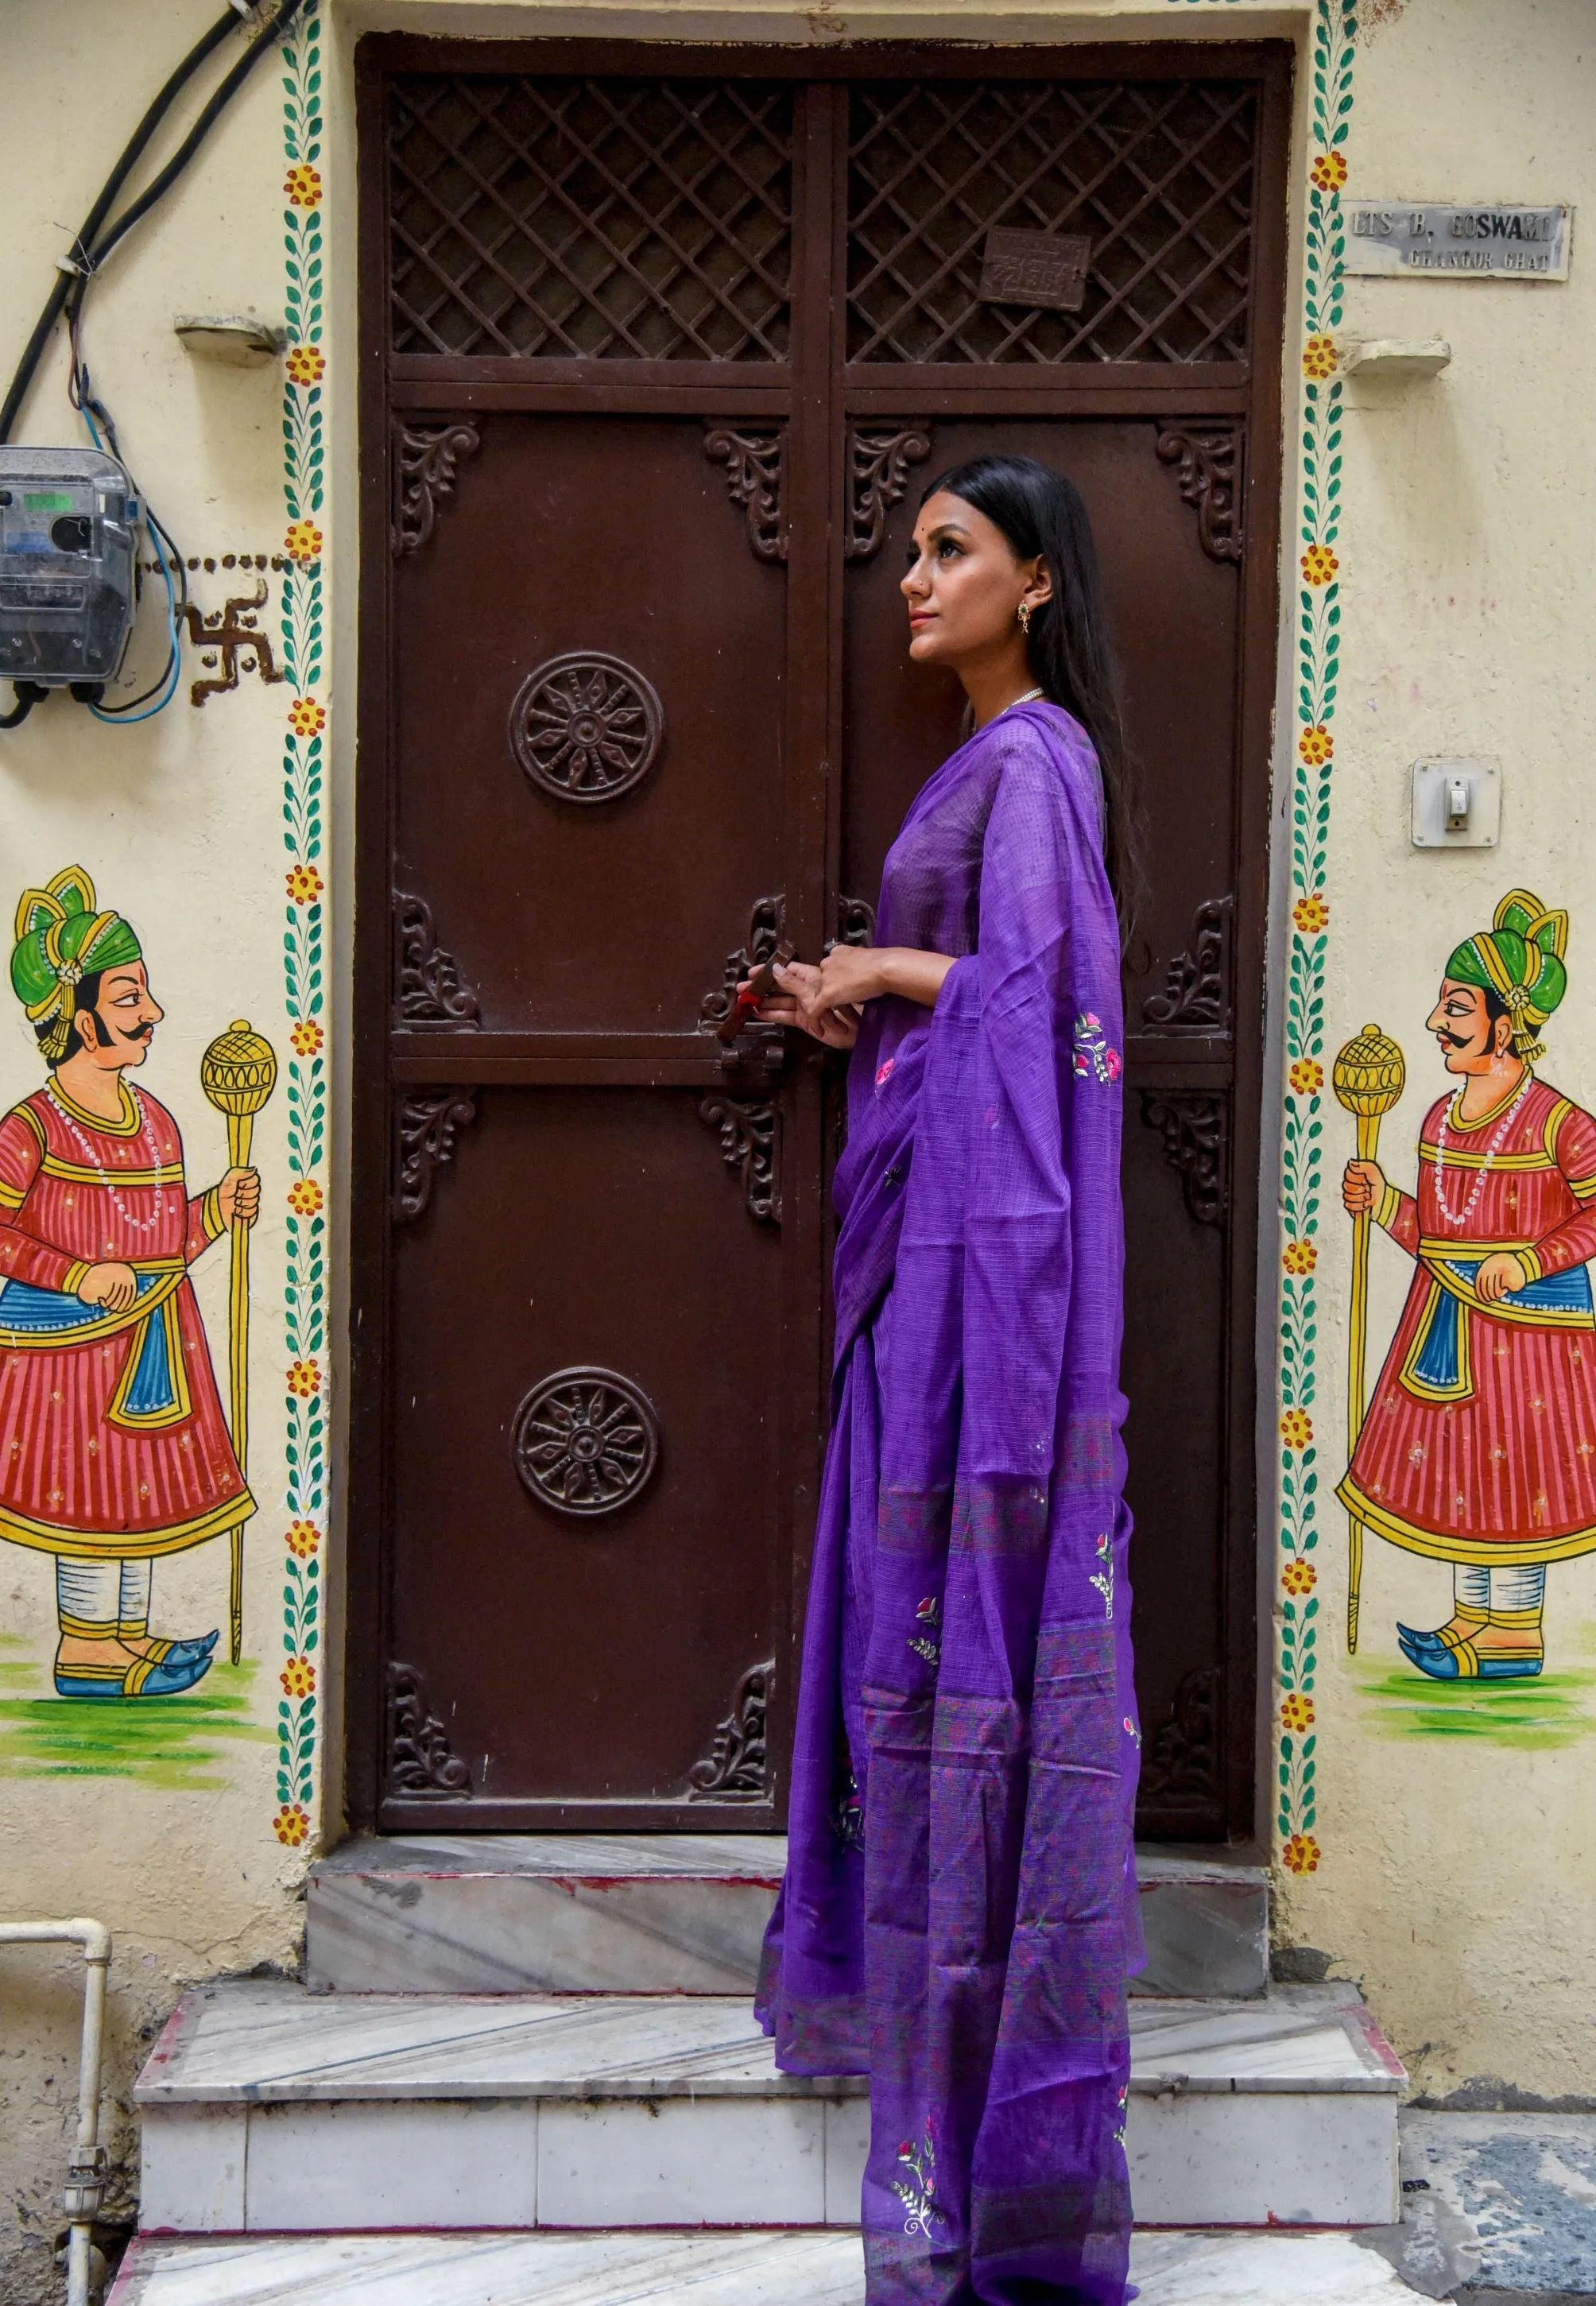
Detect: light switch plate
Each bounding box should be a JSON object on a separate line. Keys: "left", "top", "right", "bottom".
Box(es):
{"left": 1411, "top": 756, "right": 1501, "bottom": 847}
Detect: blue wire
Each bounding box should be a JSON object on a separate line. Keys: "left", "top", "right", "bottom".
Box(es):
{"left": 89, "top": 533, "right": 180, "bottom": 723}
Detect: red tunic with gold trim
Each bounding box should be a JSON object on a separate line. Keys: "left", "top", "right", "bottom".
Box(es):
{"left": 1338, "top": 1073, "right": 1596, "bottom": 1565}
{"left": 0, "top": 1079, "right": 250, "bottom": 1559}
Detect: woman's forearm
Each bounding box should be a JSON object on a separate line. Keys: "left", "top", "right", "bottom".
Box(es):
{"left": 874, "top": 948, "right": 958, "bottom": 1009}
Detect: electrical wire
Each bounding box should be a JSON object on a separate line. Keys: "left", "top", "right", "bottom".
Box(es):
{"left": 70, "top": 316, "right": 190, "bottom": 723}
{"left": 0, "top": 9, "right": 238, "bottom": 444}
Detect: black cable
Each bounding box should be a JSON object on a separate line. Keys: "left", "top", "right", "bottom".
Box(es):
{"left": 0, "top": 684, "right": 48, "bottom": 731}
{"left": 84, "top": 0, "right": 308, "bottom": 277}
{"left": 0, "top": 2, "right": 303, "bottom": 443}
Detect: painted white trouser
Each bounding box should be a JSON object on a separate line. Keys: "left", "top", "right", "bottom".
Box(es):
{"left": 56, "top": 1558, "right": 153, "bottom": 1641}
{"left": 1454, "top": 1561, "right": 1547, "bottom": 1616}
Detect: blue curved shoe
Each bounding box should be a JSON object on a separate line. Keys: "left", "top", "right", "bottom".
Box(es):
{"left": 54, "top": 1650, "right": 214, "bottom": 1699}
{"left": 1398, "top": 1634, "right": 1542, "bottom": 1682}
{"left": 142, "top": 1630, "right": 220, "bottom": 1666}
{"left": 1396, "top": 1620, "right": 1448, "bottom": 1652}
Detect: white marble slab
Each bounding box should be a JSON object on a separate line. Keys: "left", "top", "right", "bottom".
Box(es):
{"left": 307, "top": 1836, "right": 1270, "bottom": 1998}
{"left": 540, "top": 2097, "right": 827, "bottom": 2227}
{"left": 111, "top": 2229, "right": 867, "bottom": 2305}
{"left": 141, "top": 1981, "right": 1398, "bottom": 2107}
{"left": 313, "top": 1835, "right": 790, "bottom": 1881}
{"left": 246, "top": 2099, "right": 540, "bottom": 2231}
{"left": 139, "top": 1983, "right": 863, "bottom": 2104}
{"left": 1130, "top": 2087, "right": 1397, "bottom": 2227}
{"left": 138, "top": 2105, "right": 245, "bottom": 2234}
{"left": 110, "top": 2227, "right": 1427, "bottom": 2305}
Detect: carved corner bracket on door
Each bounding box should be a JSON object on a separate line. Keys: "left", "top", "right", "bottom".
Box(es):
{"left": 831, "top": 893, "right": 877, "bottom": 950}
{"left": 699, "top": 1095, "right": 781, "bottom": 1226}
{"left": 1153, "top": 426, "right": 1243, "bottom": 565}
{"left": 1137, "top": 1665, "right": 1220, "bottom": 1808}
{"left": 393, "top": 892, "right": 480, "bottom": 1027}
{"left": 388, "top": 1660, "right": 472, "bottom": 1794}
{"left": 393, "top": 1089, "right": 479, "bottom": 1223}
{"left": 1140, "top": 1091, "right": 1227, "bottom": 1228}
{"left": 1142, "top": 896, "right": 1233, "bottom": 1033}
{"left": 846, "top": 428, "right": 932, "bottom": 562}
{"left": 699, "top": 894, "right": 788, "bottom": 1035}
{"left": 703, "top": 425, "right": 788, "bottom": 563}
{"left": 392, "top": 421, "right": 481, "bottom": 558}
{"left": 688, "top": 1659, "right": 773, "bottom": 1800}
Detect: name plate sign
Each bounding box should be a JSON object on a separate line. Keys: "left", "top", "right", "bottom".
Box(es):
{"left": 1346, "top": 203, "right": 1571, "bottom": 280}
{"left": 979, "top": 228, "right": 1090, "bottom": 312}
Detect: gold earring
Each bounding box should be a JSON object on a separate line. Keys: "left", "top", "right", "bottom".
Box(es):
{"left": 1017, "top": 601, "right": 1032, "bottom": 634}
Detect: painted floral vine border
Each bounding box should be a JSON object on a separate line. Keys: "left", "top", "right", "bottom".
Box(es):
{"left": 273, "top": 4, "right": 327, "bottom": 1847}
{"left": 1276, "top": 0, "right": 1357, "bottom": 1878}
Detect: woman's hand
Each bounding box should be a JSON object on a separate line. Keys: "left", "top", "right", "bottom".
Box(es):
{"left": 78, "top": 1262, "right": 139, "bottom": 1312}
{"left": 1342, "top": 1160, "right": 1385, "bottom": 1215}
{"left": 743, "top": 946, "right": 958, "bottom": 1047}
{"left": 218, "top": 1167, "right": 261, "bottom": 1227}
{"left": 746, "top": 957, "right": 865, "bottom": 1048}
{"left": 1476, "top": 1251, "right": 1529, "bottom": 1304}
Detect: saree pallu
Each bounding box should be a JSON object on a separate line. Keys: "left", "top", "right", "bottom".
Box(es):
{"left": 757, "top": 702, "right": 1142, "bottom": 2304}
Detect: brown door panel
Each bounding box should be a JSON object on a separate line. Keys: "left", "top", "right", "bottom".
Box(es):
{"left": 392, "top": 414, "right": 788, "bottom": 1035}
{"left": 384, "top": 1086, "right": 784, "bottom": 1827}
{"left": 355, "top": 45, "right": 1290, "bottom": 1840}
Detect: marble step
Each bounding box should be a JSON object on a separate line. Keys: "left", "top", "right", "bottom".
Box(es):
{"left": 307, "top": 1833, "right": 1270, "bottom": 2000}
{"left": 135, "top": 1980, "right": 1402, "bottom": 2234}
{"left": 110, "top": 2226, "right": 1431, "bottom": 2304}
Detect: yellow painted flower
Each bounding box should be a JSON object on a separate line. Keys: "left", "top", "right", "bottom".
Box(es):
{"left": 1293, "top": 893, "right": 1331, "bottom": 935}
{"left": 1280, "top": 1692, "right": 1315, "bottom": 1732}
{"left": 288, "top": 1179, "right": 324, "bottom": 1216}
{"left": 1301, "top": 545, "right": 1339, "bottom": 587}
{"left": 285, "top": 343, "right": 325, "bottom": 386}
{"left": 273, "top": 1803, "right": 311, "bottom": 1847}
{"left": 1290, "top": 1059, "right": 1324, "bottom": 1096}
{"left": 1298, "top": 723, "right": 1334, "bottom": 766}
{"left": 286, "top": 864, "right": 323, "bottom": 905}
{"left": 288, "top": 696, "right": 326, "bottom": 737}
{"left": 1281, "top": 1831, "right": 1321, "bottom": 1875}
{"left": 1282, "top": 1558, "right": 1317, "bottom": 1595}
{"left": 1311, "top": 151, "right": 1349, "bottom": 193}
{"left": 285, "top": 520, "right": 323, "bottom": 564}
{"left": 286, "top": 1358, "right": 322, "bottom": 1399}
{"left": 285, "top": 1521, "right": 320, "bottom": 1560}
{"left": 285, "top": 165, "right": 323, "bottom": 210}
{"left": 291, "top": 1018, "right": 323, "bottom": 1057}
{"left": 1279, "top": 1409, "right": 1314, "bottom": 1451}
{"left": 1302, "top": 334, "right": 1338, "bottom": 381}
{"left": 281, "top": 1656, "right": 316, "bottom": 1699}
{"left": 1283, "top": 1239, "right": 1318, "bottom": 1276}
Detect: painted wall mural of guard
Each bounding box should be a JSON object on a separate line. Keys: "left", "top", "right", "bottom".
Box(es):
{"left": 1338, "top": 890, "right": 1596, "bottom": 1682}
{"left": 0, "top": 867, "right": 261, "bottom": 1699}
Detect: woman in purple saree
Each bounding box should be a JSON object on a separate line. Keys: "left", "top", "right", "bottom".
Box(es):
{"left": 752, "top": 456, "right": 1143, "bottom": 2304}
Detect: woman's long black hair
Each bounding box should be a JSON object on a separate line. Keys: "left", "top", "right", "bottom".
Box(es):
{"left": 921, "top": 452, "right": 1143, "bottom": 949}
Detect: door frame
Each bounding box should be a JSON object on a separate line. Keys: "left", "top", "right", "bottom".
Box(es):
{"left": 346, "top": 32, "right": 1293, "bottom": 1838}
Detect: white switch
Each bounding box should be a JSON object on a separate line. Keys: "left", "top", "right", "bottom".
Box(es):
{"left": 1412, "top": 758, "right": 1501, "bottom": 848}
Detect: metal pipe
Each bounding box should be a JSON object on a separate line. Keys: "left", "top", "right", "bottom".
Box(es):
{"left": 0, "top": 1920, "right": 112, "bottom": 2306}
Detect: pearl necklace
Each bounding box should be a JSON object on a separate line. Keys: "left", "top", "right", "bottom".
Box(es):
{"left": 49, "top": 1083, "right": 169, "bottom": 1237}
{"left": 1431, "top": 1071, "right": 1533, "bottom": 1232}
{"left": 1005, "top": 687, "right": 1044, "bottom": 712}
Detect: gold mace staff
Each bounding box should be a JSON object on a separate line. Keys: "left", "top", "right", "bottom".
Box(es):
{"left": 200, "top": 1021, "right": 278, "bottom": 1665}
{"left": 1331, "top": 1024, "right": 1406, "bottom": 1654}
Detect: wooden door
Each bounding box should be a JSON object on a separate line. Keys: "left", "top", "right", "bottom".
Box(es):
{"left": 352, "top": 41, "right": 1290, "bottom": 1839}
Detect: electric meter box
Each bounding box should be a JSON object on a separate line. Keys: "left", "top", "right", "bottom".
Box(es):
{"left": 0, "top": 447, "right": 138, "bottom": 686}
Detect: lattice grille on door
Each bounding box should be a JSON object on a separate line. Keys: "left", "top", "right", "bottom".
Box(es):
{"left": 847, "top": 79, "right": 1258, "bottom": 366}
{"left": 389, "top": 77, "right": 795, "bottom": 359}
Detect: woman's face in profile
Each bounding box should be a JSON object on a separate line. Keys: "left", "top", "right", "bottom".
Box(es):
{"left": 901, "top": 490, "right": 1048, "bottom": 670}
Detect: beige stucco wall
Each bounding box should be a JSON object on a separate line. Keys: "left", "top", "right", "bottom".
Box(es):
{"left": 1272, "top": 0, "right": 1596, "bottom": 2105}
{"left": 2, "top": 0, "right": 1595, "bottom": 2292}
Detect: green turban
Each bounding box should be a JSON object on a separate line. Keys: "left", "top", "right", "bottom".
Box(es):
{"left": 10, "top": 866, "right": 142, "bottom": 1062}
{"left": 1445, "top": 887, "right": 1568, "bottom": 1064}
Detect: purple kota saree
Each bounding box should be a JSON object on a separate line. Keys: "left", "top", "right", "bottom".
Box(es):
{"left": 757, "top": 700, "right": 1142, "bottom": 2305}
